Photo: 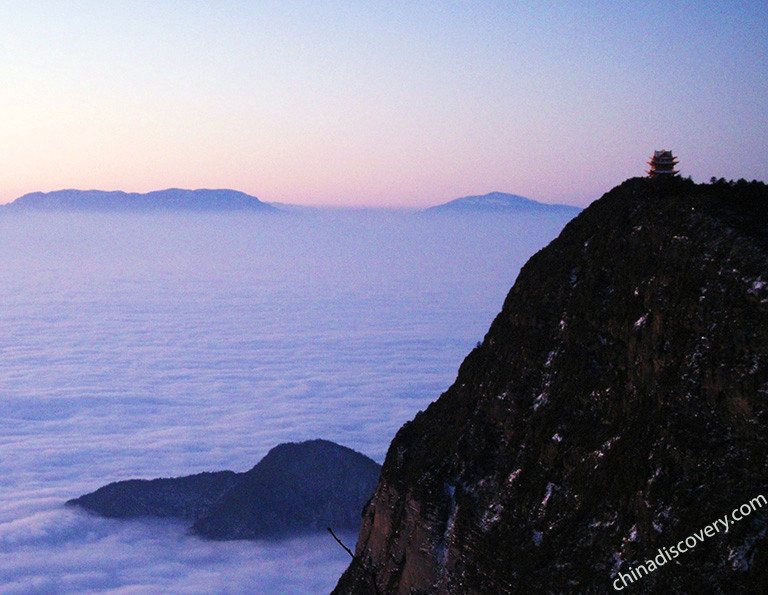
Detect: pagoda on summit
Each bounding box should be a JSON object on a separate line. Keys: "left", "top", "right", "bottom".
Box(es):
{"left": 647, "top": 150, "right": 679, "bottom": 177}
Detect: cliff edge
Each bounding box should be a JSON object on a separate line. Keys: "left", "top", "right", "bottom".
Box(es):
{"left": 333, "top": 177, "right": 768, "bottom": 593}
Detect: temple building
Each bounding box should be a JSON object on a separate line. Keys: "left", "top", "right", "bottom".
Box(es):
{"left": 647, "top": 150, "right": 679, "bottom": 177}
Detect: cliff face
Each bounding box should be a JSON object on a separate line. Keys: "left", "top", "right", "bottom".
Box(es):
{"left": 333, "top": 178, "right": 768, "bottom": 593}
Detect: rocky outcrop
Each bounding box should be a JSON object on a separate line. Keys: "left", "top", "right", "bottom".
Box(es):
{"left": 333, "top": 177, "right": 768, "bottom": 593}
{"left": 68, "top": 439, "right": 380, "bottom": 540}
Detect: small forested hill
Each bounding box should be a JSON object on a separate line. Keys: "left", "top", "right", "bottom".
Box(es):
{"left": 333, "top": 177, "right": 768, "bottom": 594}
{"left": 69, "top": 439, "right": 381, "bottom": 540}
{"left": 192, "top": 439, "right": 383, "bottom": 539}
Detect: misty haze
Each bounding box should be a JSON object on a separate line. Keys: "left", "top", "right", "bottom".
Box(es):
{"left": 2, "top": 1, "right": 766, "bottom": 591}
{"left": 0, "top": 207, "right": 576, "bottom": 593}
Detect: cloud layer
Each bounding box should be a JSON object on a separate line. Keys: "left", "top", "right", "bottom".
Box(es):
{"left": 0, "top": 209, "right": 573, "bottom": 592}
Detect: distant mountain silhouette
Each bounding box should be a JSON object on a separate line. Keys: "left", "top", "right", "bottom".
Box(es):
{"left": 424, "top": 192, "right": 581, "bottom": 215}
{"left": 68, "top": 439, "right": 381, "bottom": 540}
{"left": 5, "top": 188, "right": 277, "bottom": 212}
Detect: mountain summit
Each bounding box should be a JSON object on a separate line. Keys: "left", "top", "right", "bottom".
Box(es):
{"left": 334, "top": 177, "right": 768, "bottom": 593}
{"left": 424, "top": 191, "right": 580, "bottom": 215}
{"left": 5, "top": 188, "right": 277, "bottom": 212}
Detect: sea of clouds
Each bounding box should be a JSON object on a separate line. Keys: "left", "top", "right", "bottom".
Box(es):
{"left": 0, "top": 208, "right": 575, "bottom": 593}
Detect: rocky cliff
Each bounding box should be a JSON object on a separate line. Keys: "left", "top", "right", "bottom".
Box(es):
{"left": 333, "top": 177, "right": 768, "bottom": 593}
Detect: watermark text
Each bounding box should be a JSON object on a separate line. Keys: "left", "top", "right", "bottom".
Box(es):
{"left": 613, "top": 494, "right": 766, "bottom": 590}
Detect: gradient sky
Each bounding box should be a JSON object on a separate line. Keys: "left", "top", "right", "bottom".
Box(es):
{"left": 1, "top": 1, "right": 766, "bottom": 207}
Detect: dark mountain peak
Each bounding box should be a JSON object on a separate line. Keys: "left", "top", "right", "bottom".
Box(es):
{"left": 334, "top": 177, "right": 768, "bottom": 593}
{"left": 193, "top": 439, "right": 382, "bottom": 540}
{"left": 253, "top": 439, "right": 381, "bottom": 476}
{"left": 5, "top": 188, "right": 277, "bottom": 212}
{"left": 424, "top": 191, "right": 581, "bottom": 215}
{"left": 67, "top": 439, "right": 381, "bottom": 540}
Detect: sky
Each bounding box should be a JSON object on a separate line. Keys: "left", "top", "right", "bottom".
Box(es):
{"left": 1, "top": 1, "right": 766, "bottom": 208}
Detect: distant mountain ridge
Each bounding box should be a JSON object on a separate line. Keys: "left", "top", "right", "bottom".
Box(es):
{"left": 425, "top": 191, "right": 581, "bottom": 215}
{"left": 5, "top": 188, "right": 581, "bottom": 215}
{"left": 5, "top": 188, "right": 277, "bottom": 212}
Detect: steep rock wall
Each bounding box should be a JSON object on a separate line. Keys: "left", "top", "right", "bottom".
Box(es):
{"left": 334, "top": 178, "right": 768, "bottom": 593}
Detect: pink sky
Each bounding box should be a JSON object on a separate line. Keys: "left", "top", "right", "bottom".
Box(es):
{"left": 1, "top": 1, "right": 766, "bottom": 208}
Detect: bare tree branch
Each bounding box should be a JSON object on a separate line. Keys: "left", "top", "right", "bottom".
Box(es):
{"left": 327, "top": 527, "right": 381, "bottom": 595}
{"left": 327, "top": 526, "right": 356, "bottom": 559}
